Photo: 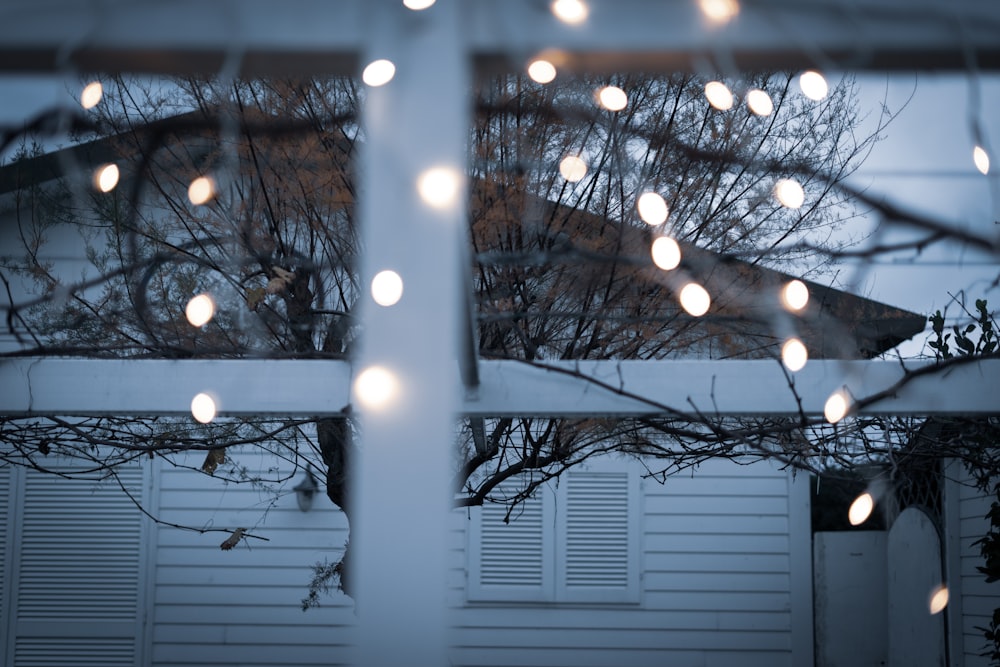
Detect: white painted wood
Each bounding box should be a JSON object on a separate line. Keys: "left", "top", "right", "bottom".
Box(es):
{"left": 813, "top": 531, "right": 888, "bottom": 667}
{"left": 3, "top": 357, "right": 998, "bottom": 417}
{"left": 888, "top": 508, "right": 946, "bottom": 667}
{"left": 787, "top": 471, "right": 814, "bottom": 667}
{"left": 942, "top": 459, "right": 966, "bottom": 667}
{"left": 1, "top": 0, "right": 999, "bottom": 74}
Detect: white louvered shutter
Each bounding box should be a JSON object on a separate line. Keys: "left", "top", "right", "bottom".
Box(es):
{"left": 557, "top": 468, "right": 639, "bottom": 603}
{"left": 0, "top": 465, "right": 10, "bottom": 626}
{"left": 13, "top": 464, "right": 146, "bottom": 666}
{"left": 468, "top": 479, "right": 554, "bottom": 601}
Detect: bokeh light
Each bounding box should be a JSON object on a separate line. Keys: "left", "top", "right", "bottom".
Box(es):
{"left": 974, "top": 145, "right": 990, "bottom": 175}
{"left": 362, "top": 59, "right": 396, "bottom": 87}
{"left": 598, "top": 85, "right": 628, "bottom": 111}
{"left": 551, "top": 0, "right": 588, "bottom": 24}
{"left": 93, "top": 163, "right": 120, "bottom": 193}
{"left": 651, "top": 236, "right": 682, "bottom": 271}
{"left": 527, "top": 59, "right": 557, "bottom": 84}
{"left": 929, "top": 585, "right": 949, "bottom": 615}
{"left": 782, "top": 279, "right": 810, "bottom": 311}
{"left": 746, "top": 89, "right": 774, "bottom": 116}
{"left": 185, "top": 294, "right": 216, "bottom": 327}
{"left": 188, "top": 176, "right": 216, "bottom": 205}
{"left": 848, "top": 492, "right": 874, "bottom": 526}
{"left": 191, "top": 392, "right": 218, "bottom": 424}
{"left": 704, "top": 81, "right": 734, "bottom": 110}
{"left": 774, "top": 178, "right": 805, "bottom": 209}
{"left": 354, "top": 366, "right": 400, "bottom": 410}
{"left": 798, "top": 70, "right": 829, "bottom": 101}
{"left": 698, "top": 0, "right": 739, "bottom": 24}
{"left": 371, "top": 270, "right": 404, "bottom": 306}
{"left": 417, "top": 167, "right": 461, "bottom": 209}
{"left": 781, "top": 338, "right": 808, "bottom": 372}
{"left": 403, "top": 0, "right": 435, "bottom": 8}
{"left": 559, "top": 155, "right": 588, "bottom": 182}
{"left": 637, "top": 192, "right": 669, "bottom": 225}
{"left": 679, "top": 283, "right": 711, "bottom": 316}
{"left": 824, "top": 390, "right": 850, "bottom": 424}
{"left": 81, "top": 81, "right": 103, "bottom": 109}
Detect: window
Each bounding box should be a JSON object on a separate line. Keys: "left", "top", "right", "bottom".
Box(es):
{"left": 467, "top": 461, "right": 640, "bottom": 604}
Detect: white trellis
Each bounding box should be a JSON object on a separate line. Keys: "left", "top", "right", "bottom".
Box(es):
{"left": 2, "top": 2, "right": 1000, "bottom": 666}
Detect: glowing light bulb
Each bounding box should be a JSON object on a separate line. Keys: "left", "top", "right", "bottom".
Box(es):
{"left": 188, "top": 176, "right": 216, "bottom": 205}
{"left": 774, "top": 178, "right": 805, "bottom": 209}
{"left": 651, "top": 236, "right": 682, "bottom": 271}
{"left": 782, "top": 279, "right": 810, "bottom": 311}
{"left": 974, "top": 145, "right": 990, "bottom": 175}
{"left": 527, "top": 59, "right": 557, "bottom": 84}
{"left": 637, "top": 192, "right": 669, "bottom": 225}
{"left": 798, "top": 70, "right": 828, "bottom": 101}
{"left": 848, "top": 492, "right": 874, "bottom": 526}
{"left": 354, "top": 366, "right": 399, "bottom": 410}
{"left": 824, "top": 390, "right": 850, "bottom": 424}
{"left": 371, "top": 270, "right": 404, "bottom": 306}
{"left": 746, "top": 89, "right": 774, "bottom": 116}
{"left": 191, "top": 392, "right": 218, "bottom": 424}
{"left": 705, "top": 81, "right": 734, "bottom": 111}
{"left": 185, "top": 294, "right": 216, "bottom": 327}
{"left": 80, "top": 81, "right": 103, "bottom": 109}
{"left": 781, "top": 338, "right": 808, "bottom": 372}
{"left": 679, "top": 283, "right": 711, "bottom": 317}
{"left": 403, "top": 0, "right": 435, "bottom": 8}
{"left": 598, "top": 85, "right": 628, "bottom": 111}
{"left": 417, "top": 167, "right": 461, "bottom": 209}
{"left": 699, "top": 0, "right": 739, "bottom": 24}
{"left": 551, "top": 0, "right": 588, "bottom": 24}
{"left": 928, "top": 585, "right": 949, "bottom": 615}
{"left": 559, "top": 155, "right": 587, "bottom": 182}
{"left": 362, "top": 59, "right": 396, "bottom": 87}
{"left": 93, "top": 163, "right": 119, "bottom": 193}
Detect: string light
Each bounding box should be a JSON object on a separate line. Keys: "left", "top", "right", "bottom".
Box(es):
{"left": 928, "top": 585, "right": 949, "bottom": 615}
{"left": 637, "top": 192, "right": 669, "bottom": 225}
{"left": 188, "top": 176, "right": 216, "bottom": 205}
{"left": 974, "top": 145, "right": 990, "bottom": 175}
{"left": 93, "top": 163, "right": 119, "bottom": 193}
{"left": 704, "top": 81, "right": 734, "bottom": 111}
{"left": 698, "top": 0, "right": 739, "bottom": 24}
{"left": 551, "top": 0, "right": 588, "bottom": 24}
{"left": 80, "top": 81, "right": 103, "bottom": 109}
{"left": 403, "top": 0, "right": 435, "bottom": 8}
{"left": 185, "top": 294, "right": 216, "bottom": 327}
{"left": 824, "top": 389, "right": 850, "bottom": 424}
{"left": 371, "top": 270, "right": 404, "bottom": 306}
{"left": 597, "top": 86, "right": 628, "bottom": 111}
{"left": 559, "top": 155, "right": 588, "bottom": 182}
{"left": 362, "top": 59, "right": 396, "bottom": 87}
{"left": 848, "top": 491, "right": 874, "bottom": 525}
{"left": 781, "top": 279, "right": 810, "bottom": 311}
{"left": 417, "top": 167, "right": 461, "bottom": 209}
{"left": 774, "top": 178, "right": 805, "bottom": 209}
{"left": 354, "top": 366, "right": 400, "bottom": 410}
{"left": 651, "top": 236, "right": 681, "bottom": 271}
{"left": 781, "top": 338, "right": 808, "bottom": 372}
{"left": 746, "top": 89, "right": 774, "bottom": 116}
{"left": 527, "top": 59, "right": 557, "bottom": 84}
{"left": 679, "top": 283, "right": 711, "bottom": 316}
{"left": 191, "top": 392, "right": 218, "bottom": 424}
{"left": 798, "top": 71, "right": 828, "bottom": 101}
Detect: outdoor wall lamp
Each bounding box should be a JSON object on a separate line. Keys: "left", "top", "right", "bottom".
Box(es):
{"left": 294, "top": 471, "right": 319, "bottom": 512}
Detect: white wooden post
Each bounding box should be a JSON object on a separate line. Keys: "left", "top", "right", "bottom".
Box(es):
{"left": 352, "top": 2, "right": 467, "bottom": 664}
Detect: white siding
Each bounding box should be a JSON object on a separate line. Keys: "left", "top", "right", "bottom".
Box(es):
{"left": 958, "top": 477, "right": 1000, "bottom": 666}
{"left": 450, "top": 457, "right": 798, "bottom": 667}
{"left": 151, "top": 451, "right": 355, "bottom": 667}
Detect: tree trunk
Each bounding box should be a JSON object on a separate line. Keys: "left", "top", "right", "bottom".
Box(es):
{"left": 317, "top": 415, "right": 354, "bottom": 598}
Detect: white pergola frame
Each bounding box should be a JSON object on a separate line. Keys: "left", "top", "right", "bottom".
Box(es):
{"left": 2, "top": 2, "right": 1000, "bottom": 666}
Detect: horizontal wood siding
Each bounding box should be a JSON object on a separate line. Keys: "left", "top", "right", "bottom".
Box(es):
{"left": 151, "top": 451, "right": 355, "bottom": 667}
{"left": 451, "top": 457, "right": 795, "bottom": 667}
{"left": 958, "top": 478, "right": 1000, "bottom": 665}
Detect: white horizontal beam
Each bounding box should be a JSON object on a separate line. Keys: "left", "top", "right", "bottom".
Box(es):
{"left": 1, "top": 357, "right": 996, "bottom": 418}
{"left": 1, "top": 0, "right": 999, "bottom": 75}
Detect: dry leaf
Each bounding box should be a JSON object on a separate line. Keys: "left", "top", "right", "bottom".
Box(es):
{"left": 246, "top": 286, "right": 266, "bottom": 311}
{"left": 265, "top": 267, "right": 295, "bottom": 295}
{"left": 201, "top": 447, "right": 225, "bottom": 475}
{"left": 220, "top": 527, "right": 246, "bottom": 551}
